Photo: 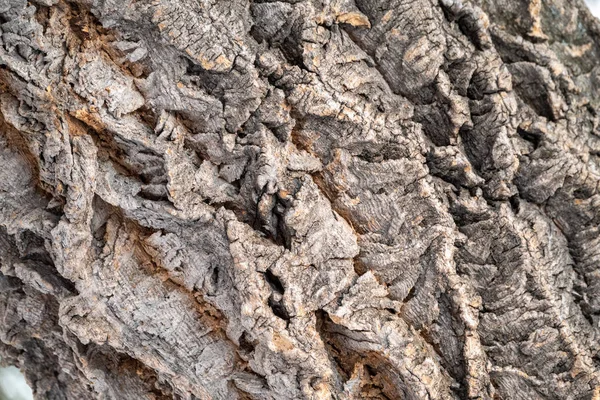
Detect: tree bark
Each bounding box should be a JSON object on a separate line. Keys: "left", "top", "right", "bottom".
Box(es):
{"left": 1, "top": 0, "right": 600, "bottom": 398}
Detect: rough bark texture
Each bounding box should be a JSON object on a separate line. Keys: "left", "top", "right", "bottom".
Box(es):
{"left": 2, "top": 0, "right": 600, "bottom": 398}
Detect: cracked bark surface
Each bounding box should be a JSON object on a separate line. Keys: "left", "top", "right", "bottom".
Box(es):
{"left": 1, "top": 0, "right": 600, "bottom": 398}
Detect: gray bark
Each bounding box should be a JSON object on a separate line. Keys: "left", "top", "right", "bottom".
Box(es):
{"left": 1, "top": 0, "right": 600, "bottom": 398}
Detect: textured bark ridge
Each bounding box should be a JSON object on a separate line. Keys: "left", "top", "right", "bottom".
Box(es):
{"left": 2, "top": 0, "right": 600, "bottom": 398}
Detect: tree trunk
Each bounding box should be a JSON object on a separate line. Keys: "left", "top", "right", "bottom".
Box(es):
{"left": 1, "top": 0, "right": 600, "bottom": 398}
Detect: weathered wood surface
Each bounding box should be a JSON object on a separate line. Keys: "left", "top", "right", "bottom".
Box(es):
{"left": 1, "top": 0, "right": 600, "bottom": 398}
